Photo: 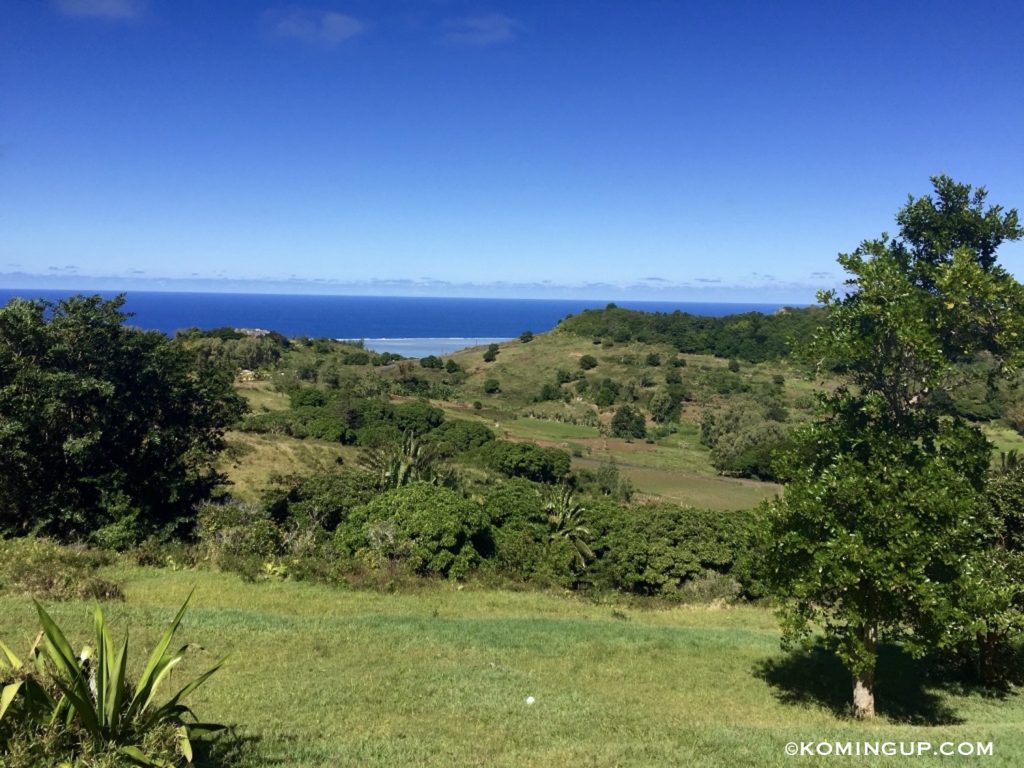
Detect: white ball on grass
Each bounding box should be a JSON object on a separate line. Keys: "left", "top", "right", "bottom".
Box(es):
{"left": 525, "top": 696, "right": 536, "bottom": 705}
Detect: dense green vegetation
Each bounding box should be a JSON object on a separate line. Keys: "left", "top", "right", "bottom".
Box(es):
{"left": 2, "top": 178, "right": 1024, "bottom": 763}
{"left": 558, "top": 303, "right": 826, "bottom": 362}
{"left": 0, "top": 296, "right": 244, "bottom": 545}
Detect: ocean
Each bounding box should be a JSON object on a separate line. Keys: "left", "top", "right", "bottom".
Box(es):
{"left": 0, "top": 290, "right": 795, "bottom": 358}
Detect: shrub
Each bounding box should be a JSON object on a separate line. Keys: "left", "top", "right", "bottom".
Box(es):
{"left": 197, "top": 500, "right": 280, "bottom": 574}
{"left": 482, "top": 480, "right": 556, "bottom": 582}
{"left": 426, "top": 420, "right": 495, "bottom": 457}
{"left": 391, "top": 400, "right": 445, "bottom": 435}
{"left": 0, "top": 538, "right": 122, "bottom": 601}
{"left": 611, "top": 405, "right": 646, "bottom": 439}
{"left": 578, "top": 354, "right": 598, "bottom": 370}
{"left": 536, "top": 383, "right": 561, "bottom": 402}
{"left": 482, "top": 344, "right": 500, "bottom": 363}
{"left": 478, "top": 441, "right": 571, "bottom": 484}
{"left": 290, "top": 388, "right": 327, "bottom": 408}
{"left": 649, "top": 390, "right": 681, "bottom": 423}
{"left": 588, "top": 503, "right": 754, "bottom": 598}
{"left": 645, "top": 352, "right": 661, "bottom": 367}
{"left": 0, "top": 594, "right": 223, "bottom": 766}
{"left": 593, "top": 378, "right": 620, "bottom": 407}
{"left": 342, "top": 351, "right": 370, "bottom": 365}
{"left": 483, "top": 378, "right": 501, "bottom": 394}
{"left": 702, "top": 405, "right": 789, "bottom": 480}
{"left": 419, "top": 355, "right": 444, "bottom": 369}
{"left": 335, "top": 483, "right": 490, "bottom": 578}
{"left": 519, "top": 331, "right": 534, "bottom": 343}
{"left": 265, "top": 471, "right": 378, "bottom": 534}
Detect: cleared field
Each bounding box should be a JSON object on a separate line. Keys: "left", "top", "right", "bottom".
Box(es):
{"left": 2, "top": 569, "right": 1020, "bottom": 768}
{"left": 604, "top": 463, "right": 780, "bottom": 510}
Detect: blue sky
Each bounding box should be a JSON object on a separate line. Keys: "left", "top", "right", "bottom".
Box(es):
{"left": 2, "top": 0, "right": 1023, "bottom": 301}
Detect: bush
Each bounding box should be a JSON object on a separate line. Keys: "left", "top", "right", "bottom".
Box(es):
{"left": 579, "top": 354, "right": 598, "bottom": 370}
{"left": 649, "top": 390, "right": 681, "bottom": 423}
{"left": 478, "top": 441, "right": 571, "bottom": 484}
{"left": 264, "top": 471, "right": 378, "bottom": 535}
{"left": 420, "top": 355, "right": 444, "bottom": 369}
{"left": 588, "top": 504, "right": 754, "bottom": 598}
{"left": 483, "top": 378, "right": 501, "bottom": 394}
{"left": 335, "top": 483, "right": 490, "bottom": 578}
{"left": 593, "top": 377, "right": 620, "bottom": 407}
{"left": 392, "top": 400, "right": 445, "bottom": 435}
{"left": 197, "top": 501, "right": 280, "bottom": 576}
{"left": 702, "top": 405, "right": 789, "bottom": 480}
{"left": 0, "top": 538, "right": 122, "bottom": 601}
{"left": 482, "top": 344, "right": 500, "bottom": 363}
{"left": 342, "top": 351, "right": 371, "bottom": 365}
{"left": 537, "top": 382, "right": 562, "bottom": 402}
{"left": 426, "top": 420, "right": 495, "bottom": 457}
{"left": 482, "top": 480, "right": 554, "bottom": 581}
{"left": 611, "top": 405, "right": 646, "bottom": 439}
{"left": 519, "top": 331, "right": 534, "bottom": 343}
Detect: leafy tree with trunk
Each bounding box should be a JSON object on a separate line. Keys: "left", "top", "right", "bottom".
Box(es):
{"left": 0, "top": 295, "right": 246, "bottom": 543}
{"left": 765, "top": 176, "right": 1024, "bottom": 718}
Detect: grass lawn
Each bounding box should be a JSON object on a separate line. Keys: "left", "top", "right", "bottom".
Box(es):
{"left": 3, "top": 569, "right": 1021, "bottom": 767}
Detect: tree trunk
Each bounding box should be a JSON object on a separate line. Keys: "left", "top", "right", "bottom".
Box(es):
{"left": 852, "top": 624, "right": 877, "bottom": 719}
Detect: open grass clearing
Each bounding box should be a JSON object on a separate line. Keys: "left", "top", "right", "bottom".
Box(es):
{"left": 1, "top": 569, "right": 1020, "bottom": 767}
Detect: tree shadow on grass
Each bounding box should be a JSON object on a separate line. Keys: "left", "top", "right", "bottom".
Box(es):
{"left": 192, "top": 730, "right": 282, "bottom": 768}
{"left": 754, "top": 643, "right": 964, "bottom": 725}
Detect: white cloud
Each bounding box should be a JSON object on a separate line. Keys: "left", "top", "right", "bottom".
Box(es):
{"left": 54, "top": 0, "right": 145, "bottom": 19}
{"left": 443, "top": 13, "right": 521, "bottom": 46}
{"left": 263, "top": 7, "right": 365, "bottom": 46}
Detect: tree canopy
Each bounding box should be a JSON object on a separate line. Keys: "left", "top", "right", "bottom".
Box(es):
{"left": 0, "top": 295, "right": 246, "bottom": 543}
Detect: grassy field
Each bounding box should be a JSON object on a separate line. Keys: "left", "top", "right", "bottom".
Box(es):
{"left": 2, "top": 568, "right": 1020, "bottom": 767}
{"left": 218, "top": 431, "right": 350, "bottom": 505}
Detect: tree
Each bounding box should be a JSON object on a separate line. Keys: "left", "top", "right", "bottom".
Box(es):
{"left": 482, "top": 343, "right": 500, "bottom": 362}
{"left": 765, "top": 177, "right": 1024, "bottom": 718}
{"left": 611, "top": 405, "right": 646, "bottom": 439}
{"left": 0, "top": 295, "right": 246, "bottom": 542}
{"left": 519, "top": 330, "right": 534, "bottom": 343}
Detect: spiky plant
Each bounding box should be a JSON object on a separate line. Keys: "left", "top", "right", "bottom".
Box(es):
{"left": 544, "top": 486, "right": 594, "bottom": 570}
{"left": 0, "top": 590, "right": 224, "bottom": 766}
{"left": 358, "top": 432, "right": 455, "bottom": 490}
